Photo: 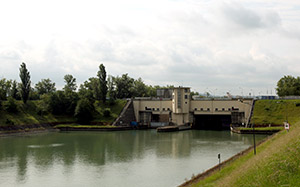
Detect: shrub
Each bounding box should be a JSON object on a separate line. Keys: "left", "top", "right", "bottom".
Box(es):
{"left": 6, "top": 118, "right": 14, "bottom": 125}
{"left": 103, "top": 108, "right": 111, "bottom": 117}
{"left": 74, "top": 98, "right": 94, "bottom": 123}
{"left": 5, "top": 97, "right": 18, "bottom": 113}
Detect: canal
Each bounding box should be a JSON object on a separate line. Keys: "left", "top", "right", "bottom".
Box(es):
{"left": 0, "top": 130, "right": 267, "bottom": 187}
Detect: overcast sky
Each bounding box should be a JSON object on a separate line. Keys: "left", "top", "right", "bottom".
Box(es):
{"left": 0, "top": 0, "right": 300, "bottom": 96}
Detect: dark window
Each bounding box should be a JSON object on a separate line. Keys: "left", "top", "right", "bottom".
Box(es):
{"left": 167, "top": 108, "right": 170, "bottom": 110}
{"left": 185, "top": 102, "right": 187, "bottom": 104}
{"left": 152, "top": 108, "right": 155, "bottom": 111}
{"left": 195, "top": 108, "right": 197, "bottom": 111}
{"left": 185, "top": 95, "right": 188, "bottom": 99}
{"left": 184, "top": 88, "right": 188, "bottom": 93}
{"left": 157, "top": 108, "right": 159, "bottom": 111}
{"left": 222, "top": 108, "right": 225, "bottom": 111}
{"left": 215, "top": 108, "right": 218, "bottom": 111}
{"left": 200, "top": 108, "right": 203, "bottom": 111}
{"left": 207, "top": 108, "right": 210, "bottom": 111}
{"left": 163, "top": 108, "right": 165, "bottom": 111}
{"left": 228, "top": 108, "right": 231, "bottom": 111}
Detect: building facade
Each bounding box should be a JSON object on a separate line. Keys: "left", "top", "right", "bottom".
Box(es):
{"left": 133, "top": 87, "right": 253, "bottom": 129}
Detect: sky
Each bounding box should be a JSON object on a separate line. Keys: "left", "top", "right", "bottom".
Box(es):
{"left": 0, "top": 0, "right": 300, "bottom": 96}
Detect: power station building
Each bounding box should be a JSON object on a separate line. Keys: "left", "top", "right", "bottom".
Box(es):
{"left": 132, "top": 87, "right": 253, "bottom": 129}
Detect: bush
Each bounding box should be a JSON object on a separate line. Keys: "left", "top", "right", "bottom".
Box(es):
{"left": 74, "top": 98, "right": 94, "bottom": 123}
{"left": 5, "top": 97, "right": 18, "bottom": 113}
{"left": 103, "top": 108, "right": 111, "bottom": 117}
{"left": 6, "top": 118, "right": 14, "bottom": 125}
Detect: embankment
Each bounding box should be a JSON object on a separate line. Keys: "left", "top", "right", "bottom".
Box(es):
{"left": 181, "top": 118, "right": 300, "bottom": 186}
{"left": 0, "top": 99, "right": 127, "bottom": 134}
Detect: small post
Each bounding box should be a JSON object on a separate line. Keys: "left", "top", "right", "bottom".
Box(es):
{"left": 218, "top": 153, "right": 221, "bottom": 171}
{"left": 253, "top": 123, "right": 256, "bottom": 155}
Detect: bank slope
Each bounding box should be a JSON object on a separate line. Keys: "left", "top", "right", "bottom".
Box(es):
{"left": 0, "top": 100, "right": 126, "bottom": 126}
{"left": 185, "top": 121, "right": 300, "bottom": 187}
{"left": 251, "top": 100, "right": 300, "bottom": 125}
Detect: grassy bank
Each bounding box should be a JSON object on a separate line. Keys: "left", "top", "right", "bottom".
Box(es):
{"left": 251, "top": 99, "right": 300, "bottom": 125}
{"left": 184, "top": 121, "right": 300, "bottom": 186}
{"left": 0, "top": 99, "right": 126, "bottom": 126}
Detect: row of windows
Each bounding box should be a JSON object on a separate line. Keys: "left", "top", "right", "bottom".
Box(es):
{"left": 194, "top": 107, "right": 239, "bottom": 111}
{"left": 145, "top": 107, "right": 170, "bottom": 111}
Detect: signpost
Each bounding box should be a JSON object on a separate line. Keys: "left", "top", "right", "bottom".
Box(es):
{"left": 284, "top": 122, "right": 290, "bottom": 132}
{"left": 218, "top": 153, "right": 221, "bottom": 171}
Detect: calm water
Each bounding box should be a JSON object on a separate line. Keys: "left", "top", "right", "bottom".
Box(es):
{"left": 0, "top": 130, "right": 267, "bottom": 187}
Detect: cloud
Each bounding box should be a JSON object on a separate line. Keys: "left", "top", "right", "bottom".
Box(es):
{"left": 0, "top": 0, "right": 299, "bottom": 96}
{"left": 220, "top": 2, "right": 281, "bottom": 30}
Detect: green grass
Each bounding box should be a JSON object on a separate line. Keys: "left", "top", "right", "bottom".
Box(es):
{"left": 238, "top": 126, "right": 284, "bottom": 131}
{"left": 251, "top": 100, "right": 300, "bottom": 125}
{"left": 92, "top": 99, "right": 126, "bottom": 124}
{"left": 0, "top": 99, "right": 127, "bottom": 126}
{"left": 187, "top": 121, "right": 300, "bottom": 187}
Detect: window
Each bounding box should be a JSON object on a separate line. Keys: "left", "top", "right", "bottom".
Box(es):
{"left": 152, "top": 108, "right": 155, "bottom": 111}
{"left": 185, "top": 102, "right": 187, "bottom": 104}
{"left": 195, "top": 108, "right": 197, "bottom": 111}
{"left": 185, "top": 95, "right": 188, "bottom": 99}
{"left": 200, "top": 108, "right": 203, "bottom": 111}
{"left": 167, "top": 108, "right": 170, "bottom": 111}
{"left": 228, "top": 108, "right": 231, "bottom": 111}
{"left": 207, "top": 108, "right": 210, "bottom": 111}
{"left": 184, "top": 88, "right": 188, "bottom": 93}
{"left": 222, "top": 108, "right": 225, "bottom": 111}
{"left": 163, "top": 108, "right": 165, "bottom": 111}
{"left": 157, "top": 108, "right": 159, "bottom": 111}
{"left": 215, "top": 108, "right": 218, "bottom": 111}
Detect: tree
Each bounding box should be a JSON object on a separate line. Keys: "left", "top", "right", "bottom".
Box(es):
{"left": 19, "top": 62, "right": 31, "bottom": 104}
{"left": 63, "top": 74, "right": 77, "bottom": 93}
{"left": 35, "top": 78, "right": 56, "bottom": 96}
{"left": 0, "top": 78, "right": 11, "bottom": 100}
{"left": 97, "top": 64, "right": 108, "bottom": 103}
{"left": 107, "top": 75, "right": 116, "bottom": 104}
{"left": 276, "top": 75, "right": 298, "bottom": 97}
{"left": 78, "top": 82, "right": 94, "bottom": 102}
{"left": 5, "top": 97, "right": 18, "bottom": 113}
{"left": 74, "top": 98, "right": 94, "bottom": 123}
{"left": 132, "top": 78, "right": 148, "bottom": 97}
{"left": 114, "top": 74, "right": 134, "bottom": 98}
{"left": 48, "top": 91, "right": 67, "bottom": 115}
{"left": 11, "top": 80, "right": 18, "bottom": 99}
{"left": 63, "top": 74, "right": 78, "bottom": 115}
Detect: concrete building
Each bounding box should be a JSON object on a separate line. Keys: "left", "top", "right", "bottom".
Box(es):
{"left": 133, "top": 87, "right": 253, "bottom": 130}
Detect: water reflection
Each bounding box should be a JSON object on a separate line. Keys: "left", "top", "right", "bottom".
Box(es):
{"left": 0, "top": 130, "right": 267, "bottom": 186}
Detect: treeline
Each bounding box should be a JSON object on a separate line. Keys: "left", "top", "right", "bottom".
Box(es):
{"left": 276, "top": 75, "right": 300, "bottom": 97}
{"left": 0, "top": 62, "right": 174, "bottom": 123}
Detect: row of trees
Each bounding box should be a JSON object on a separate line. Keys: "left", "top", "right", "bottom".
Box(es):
{"left": 0, "top": 62, "right": 176, "bottom": 123}
{"left": 276, "top": 75, "right": 300, "bottom": 97}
